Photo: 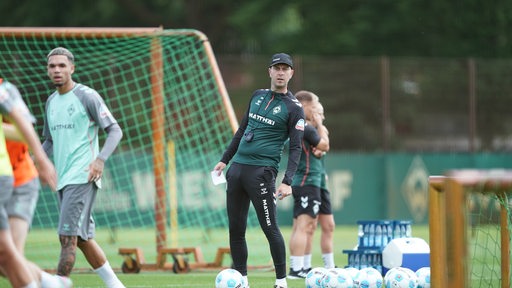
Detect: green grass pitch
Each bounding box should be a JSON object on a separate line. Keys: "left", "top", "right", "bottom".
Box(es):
{"left": 1, "top": 225, "right": 430, "bottom": 287}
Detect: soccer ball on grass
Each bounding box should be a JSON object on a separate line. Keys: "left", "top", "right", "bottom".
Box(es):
{"left": 215, "top": 268, "right": 245, "bottom": 288}
{"left": 345, "top": 267, "right": 360, "bottom": 283}
{"left": 353, "top": 267, "right": 383, "bottom": 288}
{"left": 321, "top": 268, "right": 355, "bottom": 288}
{"left": 305, "top": 267, "right": 328, "bottom": 288}
{"left": 383, "top": 267, "right": 418, "bottom": 288}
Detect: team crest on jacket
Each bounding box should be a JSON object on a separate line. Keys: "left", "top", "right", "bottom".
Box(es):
{"left": 273, "top": 105, "right": 281, "bottom": 115}
{"left": 295, "top": 119, "right": 305, "bottom": 131}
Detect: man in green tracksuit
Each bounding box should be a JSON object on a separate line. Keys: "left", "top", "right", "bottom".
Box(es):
{"left": 213, "top": 53, "right": 305, "bottom": 288}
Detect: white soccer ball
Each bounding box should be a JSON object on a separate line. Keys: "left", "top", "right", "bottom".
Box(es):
{"left": 215, "top": 268, "right": 245, "bottom": 288}
{"left": 321, "top": 268, "right": 355, "bottom": 288}
{"left": 345, "top": 267, "right": 360, "bottom": 283}
{"left": 384, "top": 267, "right": 418, "bottom": 288}
{"left": 305, "top": 267, "right": 328, "bottom": 288}
{"left": 415, "top": 267, "right": 430, "bottom": 288}
{"left": 353, "top": 267, "right": 383, "bottom": 288}
{"left": 400, "top": 267, "right": 418, "bottom": 287}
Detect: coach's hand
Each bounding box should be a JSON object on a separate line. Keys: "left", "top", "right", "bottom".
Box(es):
{"left": 276, "top": 183, "right": 292, "bottom": 200}
{"left": 213, "top": 162, "right": 226, "bottom": 176}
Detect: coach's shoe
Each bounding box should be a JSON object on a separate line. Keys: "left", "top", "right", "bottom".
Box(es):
{"left": 287, "top": 268, "right": 307, "bottom": 279}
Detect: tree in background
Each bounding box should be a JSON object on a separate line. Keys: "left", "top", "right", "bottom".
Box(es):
{"left": 1, "top": 0, "right": 512, "bottom": 57}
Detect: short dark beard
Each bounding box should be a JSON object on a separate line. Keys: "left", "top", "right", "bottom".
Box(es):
{"left": 54, "top": 83, "right": 63, "bottom": 87}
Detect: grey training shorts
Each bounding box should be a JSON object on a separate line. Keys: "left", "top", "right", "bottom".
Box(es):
{"left": 57, "top": 182, "right": 97, "bottom": 240}
{"left": 0, "top": 176, "right": 14, "bottom": 230}
{"left": 5, "top": 177, "right": 39, "bottom": 224}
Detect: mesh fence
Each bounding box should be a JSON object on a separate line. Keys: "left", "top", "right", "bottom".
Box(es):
{"left": 218, "top": 56, "right": 512, "bottom": 152}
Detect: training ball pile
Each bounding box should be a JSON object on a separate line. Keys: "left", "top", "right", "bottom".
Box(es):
{"left": 215, "top": 268, "right": 245, "bottom": 288}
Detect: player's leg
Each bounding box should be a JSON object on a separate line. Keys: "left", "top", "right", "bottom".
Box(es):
{"left": 319, "top": 214, "right": 335, "bottom": 254}
{"left": 78, "top": 238, "right": 107, "bottom": 268}
{"left": 318, "top": 188, "right": 336, "bottom": 268}
{"left": 24, "top": 261, "right": 73, "bottom": 288}
{"left": 0, "top": 176, "right": 37, "bottom": 287}
{"left": 6, "top": 179, "right": 72, "bottom": 287}
{"left": 56, "top": 186, "right": 81, "bottom": 277}
{"left": 0, "top": 230, "right": 38, "bottom": 287}
{"left": 288, "top": 217, "right": 299, "bottom": 268}
{"left": 318, "top": 214, "right": 335, "bottom": 268}
{"left": 8, "top": 217, "right": 29, "bottom": 253}
{"left": 7, "top": 180, "right": 41, "bottom": 283}
{"left": 289, "top": 214, "right": 316, "bottom": 277}
{"left": 57, "top": 234, "right": 78, "bottom": 277}
{"left": 9, "top": 216, "right": 41, "bottom": 281}
{"left": 64, "top": 182, "right": 124, "bottom": 288}
{"left": 226, "top": 163, "right": 251, "bottom": 278}
{"left": 78, "top": 238, "right": 124, "bottom": 288}
{"left": 288, "top": 185, "right": 321, "bottom": 278}
{"left": 6, "top": 178, "right": 39, "bottom": 254}
{"left": 245, "top": 165, "right": 287, "bottom": 287}
{"left": 303, "top": 218, "right": 318, "bottom": 273}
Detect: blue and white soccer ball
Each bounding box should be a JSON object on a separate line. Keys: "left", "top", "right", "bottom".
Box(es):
{"left": 321, "top": 268, "right": 355, "bottom": 288}
{"left": 345, "top": 267, "right": 360, "bottom": 283}
{"left": 305, "top": 267, "right": 328, "bottom": 288}
{"left": 415, "top": 267, "right": 430, "bottom": 288}
{"left": 215, "top": 268, "right": 245, "bottom": 288}
{"left": 353, "top": 267, "right": 383, "bottom": 288}
{"left": 384, "top": 267, "right": 418, "bottom": 288}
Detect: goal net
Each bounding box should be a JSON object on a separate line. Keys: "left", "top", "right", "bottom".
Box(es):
{"left": 429, "top": 170, "right": 512, "bottom": 288}
{"left": 0, "top": 27, "right": 255, "bottom": 271}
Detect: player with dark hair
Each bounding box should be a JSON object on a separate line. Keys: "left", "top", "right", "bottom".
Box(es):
{"left": 213, "top": 53, "right": 305, "bottom": 288}
{"left": 43, "top": 47, "right": 125, "bottom": 288}
{"left": 288, "top": 91, "right": 330, "bottom": 279}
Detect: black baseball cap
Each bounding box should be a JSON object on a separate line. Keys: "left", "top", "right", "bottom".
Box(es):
{"left": 269, "top": 53, "right": 293, "bottom": 68}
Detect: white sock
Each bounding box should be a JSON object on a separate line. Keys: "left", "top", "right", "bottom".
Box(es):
{"left": 94, "top": 261, "right": 125, "bottom": 288}
{"left": 303, "top": 254, "right": 312, "bottom": 269}
{"left": 322, "top": 253, "right": 335, "bottom": 269}
{"left": 41, "top": 272, "right": 73, "bottom": 288}
{"left": 290, "top": 255, "right": 304, "bottom": 271}
{"left": 40, "top": 271, "right": 59, "bottom": 288}
{"left": 242, "top": 275, "right": 249, "bottom": 287}
{"left": 55, "top": 275, "right": 73, "bottom": 288}
{"left": 23, "top": 281, "right": 38, "bottom": 288}
{"left": 275, "top": 277, "right": 287, "bottom": 287}
{"left": 40, "top": 271, "right": 55, "bottom": 286}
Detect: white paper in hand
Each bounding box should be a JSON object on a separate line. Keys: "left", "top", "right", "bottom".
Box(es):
{"left": 211, "top": 170, "right": 226, "bottom": 185}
